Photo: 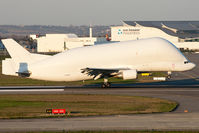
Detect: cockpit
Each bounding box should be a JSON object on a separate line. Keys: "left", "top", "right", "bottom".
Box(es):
{"left": 184, "top": 61, "right": 189, "bottom": 64}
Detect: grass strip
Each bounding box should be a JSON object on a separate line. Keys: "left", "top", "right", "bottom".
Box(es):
{"left": 0, "top": 94, "right": 177, "bottom": 119}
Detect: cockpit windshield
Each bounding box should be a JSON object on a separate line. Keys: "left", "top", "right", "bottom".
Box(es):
{"left": 184, "top": 61, "right": 189, "bottom": 64}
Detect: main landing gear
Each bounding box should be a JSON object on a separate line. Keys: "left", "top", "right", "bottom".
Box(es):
{"left": 167, "top": 71, "right": 172, "bottom": 79}
{"left": 101, "top": 78, "right": 111, "bottom": 88}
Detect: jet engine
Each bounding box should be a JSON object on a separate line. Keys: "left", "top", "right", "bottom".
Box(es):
{"left": 122, "top": 69, "right": 137, "bottom": 80}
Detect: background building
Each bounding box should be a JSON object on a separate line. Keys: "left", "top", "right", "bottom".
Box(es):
{"left": 111, "top": 21, "right": 199, "bottom": 50}
{"left": 30, "top": 27, "right": 107, "bottom": 53}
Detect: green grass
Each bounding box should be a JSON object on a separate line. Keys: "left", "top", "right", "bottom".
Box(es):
{"left": 0, "top": 94, "right": 177, "bottom": 119}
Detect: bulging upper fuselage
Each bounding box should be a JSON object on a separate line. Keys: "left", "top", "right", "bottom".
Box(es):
{"left": 28, "top": 37, "right": 195, "bottom": 81}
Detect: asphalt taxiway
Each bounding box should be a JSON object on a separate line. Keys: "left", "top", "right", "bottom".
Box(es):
{"left": 0, "top": 112, "right": 199, "bottom": 132}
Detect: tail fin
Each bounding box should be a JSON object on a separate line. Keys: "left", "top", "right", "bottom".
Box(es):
{"left": 2, "top": 38, "right": 51, "bottom": 76}
{"left": 1, "top": 39, "right": 32, "bottom": 63}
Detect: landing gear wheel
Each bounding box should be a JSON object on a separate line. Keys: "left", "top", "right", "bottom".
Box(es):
{"left": 101, "top": 82, "right": 111, "bottom": 88}
{"left": 167, "top": 75, "right": 171, "bottom": 79}
{"left": 167, "top": 71, "right": 172, "bottom": 79}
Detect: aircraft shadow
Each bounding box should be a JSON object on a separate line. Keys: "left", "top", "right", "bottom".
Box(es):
{"left": 82, "top": 77, "right": 199, "bottom": 88}
{"left": 1, "top": 78, "right": 198, "bottom": 89}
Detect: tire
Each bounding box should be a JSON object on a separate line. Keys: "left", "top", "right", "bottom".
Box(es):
{"left": 101, "top": 82, "right": 111, "bottom": 88}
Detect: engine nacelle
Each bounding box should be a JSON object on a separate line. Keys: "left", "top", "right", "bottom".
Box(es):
{"left": 122, "top": 69, "right": 137, "bottom": 80}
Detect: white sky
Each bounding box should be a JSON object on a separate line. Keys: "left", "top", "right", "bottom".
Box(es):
{"left": 0, "top": 0, "right": 198, "bottom": 26}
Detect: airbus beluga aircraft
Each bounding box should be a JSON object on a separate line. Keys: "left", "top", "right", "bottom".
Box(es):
{"left": 2, "top": 37, "right": 195, "bottom": 87}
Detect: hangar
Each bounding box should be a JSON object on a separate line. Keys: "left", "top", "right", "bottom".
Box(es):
{"left": 111, "top": 21, "right": 199, "bottom": 50}
{"left": 30, "top": 27, "right": 106, "bottom": 53}
{"left": 32, "top": 34, "right": 98, "bottom": 52}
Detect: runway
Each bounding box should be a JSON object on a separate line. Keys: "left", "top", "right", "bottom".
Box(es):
{"left": 1, "top": 112, "right": 199, "bottom": 132}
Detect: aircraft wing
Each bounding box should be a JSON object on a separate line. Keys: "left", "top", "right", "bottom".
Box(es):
{"left": 81, "top": 67, "right": 129, "bottom": 80}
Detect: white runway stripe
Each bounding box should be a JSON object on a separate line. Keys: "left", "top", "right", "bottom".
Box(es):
{"left": 0, "top": 89, "right": 64, "bottom": 92}
{"left": 115, "top": 89, "right": 199, "bottom": 92}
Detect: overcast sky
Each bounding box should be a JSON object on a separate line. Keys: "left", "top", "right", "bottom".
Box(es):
{"left": 0, "top": 0, "right": 198, "bottom": 26}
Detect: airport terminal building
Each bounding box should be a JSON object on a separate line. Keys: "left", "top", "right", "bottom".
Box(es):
{"left": 111, "top": 21, "right": 199, "bottom": 50}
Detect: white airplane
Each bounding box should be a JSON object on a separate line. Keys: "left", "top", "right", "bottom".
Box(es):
{"left": 1, "top": 37, "right": 195, "bottom": 87}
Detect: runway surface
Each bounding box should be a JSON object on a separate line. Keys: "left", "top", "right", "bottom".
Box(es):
{"left": 1, "top": 112, "right": 199, "bottom": 132}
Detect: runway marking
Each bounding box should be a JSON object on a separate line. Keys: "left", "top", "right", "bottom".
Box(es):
{"left": 0, "top": 89, "right": 64, "bottom": 92}
{"left": 113, "top": 89, "right": 199, "bottom": 92}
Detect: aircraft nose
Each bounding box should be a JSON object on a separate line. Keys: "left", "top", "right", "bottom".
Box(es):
{"left": 189, "top": 62, "right": 196, "bottom": 70}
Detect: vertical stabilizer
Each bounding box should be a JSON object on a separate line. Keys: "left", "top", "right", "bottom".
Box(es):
{"left": 1, "top": 39, "right": 32, "bottom": 63}
{"left": 1, "top": 38, "right": 51, "bottom": 76}
{"left": 1, "top": 39, "right": 32, "bottom": 76}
